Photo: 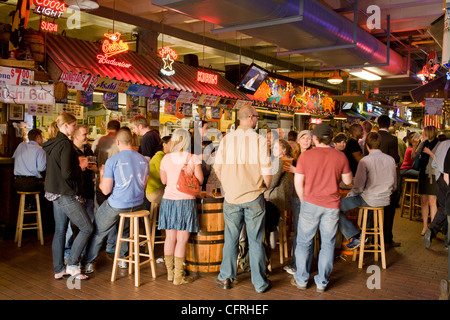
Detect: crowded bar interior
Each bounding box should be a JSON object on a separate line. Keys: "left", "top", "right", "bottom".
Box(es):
{"left": 0, "top": 0, "right": 450, "bottom": 306}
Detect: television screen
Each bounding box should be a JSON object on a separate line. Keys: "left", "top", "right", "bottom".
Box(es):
{"left": 236, "top": 63, "right": 269, "bottom": 94}
{"left": 366, "top": 103, "right": 373, "bottom": 113}
{"left": 342, "top": 102, "right": 353, "bottom": 110}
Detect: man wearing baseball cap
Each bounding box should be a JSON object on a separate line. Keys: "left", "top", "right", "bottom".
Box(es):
{"left": 291, "top": 123, "right": 352, "bottom": 292}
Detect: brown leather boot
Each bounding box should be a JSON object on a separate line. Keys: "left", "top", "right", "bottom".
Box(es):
{"left": 164, "top": 255, "right": 174, "bottom": 282}
{"left": 173, "top": 256, "right": 194, "bottom": 285}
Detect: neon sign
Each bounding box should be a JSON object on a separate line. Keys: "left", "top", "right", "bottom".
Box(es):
{"left": 40, "top": 21, "right": 58, "bottom": 32}
{"left": 96, "top": 32, "right": 131, "bottom": 69}
{"left": 197, "top": 71, "right": 218, "bottom": 85}
{"left": 102, "top": 32, "right": 129, "bottom": 58}
{"left": 33, "top": 0, "right": 66, "bottom": 19}
{"left": 159, "top": 47, "right": 177, "bottom": 76}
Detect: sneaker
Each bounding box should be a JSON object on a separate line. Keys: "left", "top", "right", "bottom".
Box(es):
{"left": 106, "top": 248, "right": 115, "bottom": 253}
{"left": 290, "top": 278, "right": 307, "bottom": 290}
{"left": 118, "top": 261, "right": 128, "bottom": 269}
{"left": 316, "top": 286, "right": 326, "bottom": 293}
{"left": 423, "top": 229, "right": 432, "bottom": 249}
{"left": 283, "top": 265, "right": 296, "bottom": 275}
{"left": 346, "top": 237, "right": 361, "bottom": 250}
{"left": 84, "top": 263, "right": 94, "bottom": 274}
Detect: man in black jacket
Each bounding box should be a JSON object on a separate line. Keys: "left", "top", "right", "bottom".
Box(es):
{"left": 376, "top": 115, "right": 401, "bottom": 247}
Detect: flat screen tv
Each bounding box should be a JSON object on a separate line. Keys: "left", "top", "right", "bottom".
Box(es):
{"left": 236, "top": 63, "right": 269, "bottom": 94}
{"left": 342, "top": 102, "right": 353, "bottom": 110}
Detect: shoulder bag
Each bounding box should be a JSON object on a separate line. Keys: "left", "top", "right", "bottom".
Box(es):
{"left": 176, "top": 154, "right": 200, "bottom": 196}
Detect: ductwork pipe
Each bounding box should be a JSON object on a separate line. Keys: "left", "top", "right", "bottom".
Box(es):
{"left": 153, "top": 0, "right": 406, "bottom": 75}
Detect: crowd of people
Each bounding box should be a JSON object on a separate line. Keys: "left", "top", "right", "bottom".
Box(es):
{"left": 10, "top": 107, "right": 450, "bottom": 296}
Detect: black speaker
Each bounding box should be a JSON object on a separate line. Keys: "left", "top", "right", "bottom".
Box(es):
{"left": 184, "top": 54, "right": 199, "bottom": 67}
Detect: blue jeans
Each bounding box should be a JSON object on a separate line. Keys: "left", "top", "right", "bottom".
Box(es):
{"left": 84, "top": 200, "right": 143, "bottom": 264}
{"left": 64, "top": 198, "right": 95, "bottom": 259}
{"left": 294, "top": 201, "right": 339, "bottom": 289}
{"left": 289, "top": 196, "right": 301, "bottom": 270}
{"left": 52, "top": 196, "right": 93, "bottom": 274}
{"left": 339, "top": 195, "right": 370, "bottom": 240}
{"left": 218, "top": 194, "right": 269, "bottom": 292}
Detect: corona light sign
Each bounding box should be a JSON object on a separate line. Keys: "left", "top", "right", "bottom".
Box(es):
{"left": 96, "top": 33, "right": 131, "bottom": 69}
{"left": 159, "top": 47, "right": 177, "bottom": 76}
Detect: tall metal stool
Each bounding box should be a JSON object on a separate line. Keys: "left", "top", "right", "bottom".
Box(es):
{"left": 352, "top": 207, "right": 386, "bottom": 269}
{"left": 111, "top": 210, "right": 156, "bottom": 287}
{"left": 400, "top": 178, "right": 420, "bottom": 220}
{"left": 15, "top": 191, "right": 44, "bottom": 248}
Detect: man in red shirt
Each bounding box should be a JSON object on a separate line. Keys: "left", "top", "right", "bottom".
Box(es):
{"left": 291, "top": 123, "right": 352, "bottom": 292}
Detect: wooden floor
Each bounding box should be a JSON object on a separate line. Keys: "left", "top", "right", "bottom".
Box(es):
{"left": 0, "top": 209, "right": 448, "bottom": 304}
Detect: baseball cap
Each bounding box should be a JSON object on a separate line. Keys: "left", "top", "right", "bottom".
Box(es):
{"left": 312, "top": 123, "right": 333, "bottom": 139}
{"left": 298, "top": 130, "right": 312, "bottom": 139}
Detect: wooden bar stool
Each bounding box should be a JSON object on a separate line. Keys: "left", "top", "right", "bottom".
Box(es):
{"left": 149, "top": 202, "right": 165, "bottom": 250}
{"left": 111, "top": 210, "right": 156, "bottom": 287}
{"left": 352, "top": 207, "right": 386, "bottom": 269}
{"left": 277, "top": 210, "right": 289, "bottom": 264}
{"left": 15, "top": 191, "right": 44, "bottom": 248}
{"left": 400, "top": 178, "right": 420, "bottom": 220}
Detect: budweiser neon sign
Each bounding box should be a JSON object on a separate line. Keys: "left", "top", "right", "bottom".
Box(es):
{"left": 96, "top": 32, "right": 131, "bottom": 69}
{"left": 159, "top": 47, "right": 177, "bottom": 76}
{"left": 33, "top": 0, "right": 66, "bottom": 19}
{"left": 197, "top": 71, "right": 218, "bottom": 85}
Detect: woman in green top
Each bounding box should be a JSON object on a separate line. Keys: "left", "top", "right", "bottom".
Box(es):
{"left": 146, "top": 136, "right": 171, "bottom": 204}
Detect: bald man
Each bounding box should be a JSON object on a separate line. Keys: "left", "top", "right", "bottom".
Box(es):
{"left": 214, "top": 105, "right": 272, "bottom": 293}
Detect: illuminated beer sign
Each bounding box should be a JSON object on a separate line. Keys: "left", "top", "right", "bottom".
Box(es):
{"left": 197, "top": 71, "right": 218, "bottom": 85}
{"left": 40, "top": 21, "right": 58, "bottom": 32}
{"left": 159, "top": 47, "right": 177, "bottom": 76}
{"left": 33, "top": 0, "right": 66, "bottom": 19}
{"left": 96, "top": 32, "right": 132, "bottom": 69}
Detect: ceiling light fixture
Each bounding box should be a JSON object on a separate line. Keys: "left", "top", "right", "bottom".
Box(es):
{"left": 65, "top": 0, "right": 99, "bottom": 11}
{"left": 327, "top": 70, "right": 343, "bottom": 84}
{"left": 349, "top": 68, "right": 381, "bottom": 81}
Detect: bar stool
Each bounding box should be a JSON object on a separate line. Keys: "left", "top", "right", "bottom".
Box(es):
{"left": 400, "top": 178, "right": 420, "bottom": 220}
{"left": 111, "top": 210, "right": 156, "bottom": 287}
{"left": 15, "top": 191, "right": 44, "bottom": 248}
{"left": 277, "top": 210, "right": 289, "bottom": 264}
{"left": 352, "top": 207, "right": 386, "bottom": 269}
{"left": 149, "top": 202, "right": 165, "bottom": 250}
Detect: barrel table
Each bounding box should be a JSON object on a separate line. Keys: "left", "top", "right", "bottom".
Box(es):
{"left": 185, "top": 195, "right": 225, "bottom": 273}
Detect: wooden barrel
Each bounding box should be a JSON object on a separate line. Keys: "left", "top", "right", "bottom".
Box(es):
{"left": 23, "top": 31, "right": 45, "bottom": 63}
{"left": 185, "top": 196, "right": 224, "bottom": 273}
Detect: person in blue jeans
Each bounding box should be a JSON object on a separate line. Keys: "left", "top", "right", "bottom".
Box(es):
{"left": 42, "top": 112, "right": 93, "bottom": 281}
{"left": 213, "top": 105, "right": 273, "bottom": 293}
{"left": 292, "top": 123, "right": 352, "bottom": 292}
{"left": 82, "top": 127, "right": 149, "bottom": 274}
{"left": 339, "top": 132, "right": 397, "bottom": 249}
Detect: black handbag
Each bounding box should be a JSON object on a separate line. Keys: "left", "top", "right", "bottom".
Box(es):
{"left": 411, "top": 141, "right": 425, "bottom": 171}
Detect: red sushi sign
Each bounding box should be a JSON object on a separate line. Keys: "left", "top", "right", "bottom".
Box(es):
{"left": 197, "top": 71, "right": 218, "bottom": 85}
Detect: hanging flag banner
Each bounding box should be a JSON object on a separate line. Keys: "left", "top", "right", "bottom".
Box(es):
{"left": 127, "top": 94, "right": 140, "bottom": 109}
{"left": 0, "top": 67, "right": 34, "bottom": 86}
{"left": 79, "top": 91, "right": 93, "bottom": 108}
{"left": 126, "top": 84, "right": 157, "bottom": 97}
{"left": 103, "top": 92, "right": 119, "bottom": 110}
{"left": 182, "top": 103, "right": 192, "bottom": 117}
{"left": 164, "top": 100, "right": 176, "bottom": 115}
{"left": 96, "top": 78, "right": 130, "bottom": 93}
{"left": 59, "top": 73, "right": 98, "bottom": 91}
{"left": 199, "top": 95, "right": 219, "bottom": 107}
{"left": 147, "top": 98, "right": 159, "bottom": 114}
{"left": 216, "top": 98, "right": 237, "bottom": 109}
{"left": 211, "top": 107, "right": 221, "bottom": 119}
{"left": 176, "top": 91, "right": 203, "bottom": 104}
{"left": 425, "top": 98, "right": 444, "bottom": 115}
{"left": 28, "top": 104, "right": 53, "bottom": 117}
{"left": 152, "top": 88, "right": 179, "bottom": 101}
{"left": 423, "top": 114, "right": 442, "bottom": 129}
{"left": 0, "top": 84, "right": 54, "bottom": 104}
